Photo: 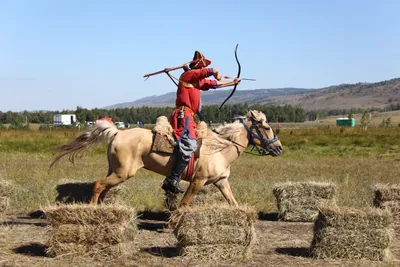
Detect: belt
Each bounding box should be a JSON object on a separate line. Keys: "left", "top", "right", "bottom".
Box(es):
{"left": 178, "top": 106, "right": 195, "bottom": 116}
{"left": 180, "top": 80, "right": 194, "bottom": 88}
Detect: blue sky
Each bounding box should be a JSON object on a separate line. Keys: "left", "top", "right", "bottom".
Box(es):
{"left": 1, "top": 0, "right": 399, "bottom": 112}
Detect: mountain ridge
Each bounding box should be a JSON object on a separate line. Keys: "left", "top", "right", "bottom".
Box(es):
{"left": 104, "top": 78, "right": 400, "bottom": 110}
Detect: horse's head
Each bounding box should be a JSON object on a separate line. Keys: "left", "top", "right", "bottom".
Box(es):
{"left": 243, "top": 110, "right": 283, "bottom": 156}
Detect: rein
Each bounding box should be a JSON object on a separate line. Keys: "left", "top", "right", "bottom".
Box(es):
{"left": 242, "top": 121, "right": 279, "bottom": 155}
{"left": 211, "top": 128, "right": 247, "bottom": 152}
{"left": 211, "top": 119, "right": 279, "bottom": 155}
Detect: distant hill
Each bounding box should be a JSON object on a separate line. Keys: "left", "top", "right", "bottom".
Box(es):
{"left": 103, "top": 88, "right": 308, "bottom": 109}
{"left": 104, "top": 78, "right": 400, "bottom": 110}
{"left": 262, "top": 78, "right": 400, "bottom": 110}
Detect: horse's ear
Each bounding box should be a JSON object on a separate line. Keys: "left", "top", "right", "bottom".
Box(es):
{"left": 275, "top": 128, "right": 280, "bottom": 135}
{"left": 249, "top": 110, "right": 257, "bottom": 120}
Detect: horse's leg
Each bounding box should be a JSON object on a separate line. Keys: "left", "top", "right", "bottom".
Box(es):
{"left": 91, "top": 139, "right": 145, "bottom": 204}
{"left": 179, "top": 178, "right": 207, "bottom": 208}
{"left": 92, "top": 147, "right": 119, "bottom": 204}
{"left": 91, "top": 172, "right": 128, "bottom": 204}
{"left": 98, "top": 162, "right": 113, "bottom": 202}
{"left": 214, "top": 178, "right": 238, "bottom": 206}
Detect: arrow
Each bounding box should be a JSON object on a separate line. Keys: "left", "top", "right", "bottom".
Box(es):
{"left": 223, "top": 76, "right": 256, "bottom": 81}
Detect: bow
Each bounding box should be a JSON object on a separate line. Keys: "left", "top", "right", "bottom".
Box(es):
{"left": 218, "top": 44, "right": 241, "bottom": 111}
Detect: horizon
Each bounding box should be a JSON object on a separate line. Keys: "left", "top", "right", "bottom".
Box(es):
{"left": 4, "top": 74, "right": 398, "bottom": 113}
{"left": 5, "top": 76, "right": 400, "bottom": 113}
{"left": 1, "top": 0, "right": 399, "bottom": 112}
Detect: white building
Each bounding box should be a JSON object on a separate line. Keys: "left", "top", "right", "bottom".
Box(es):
{"left": 53, "top": 114, "right": 77, "bottom": 126}
{"left": 115, "top": 122, "right": 125, "bottom": 129}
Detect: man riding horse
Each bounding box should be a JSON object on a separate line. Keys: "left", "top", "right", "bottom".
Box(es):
{"left": 161, "top": 51, "right": 242, "bottom": 194}
{"left": 49, "top": 46, "right": 283, "bottom": 209}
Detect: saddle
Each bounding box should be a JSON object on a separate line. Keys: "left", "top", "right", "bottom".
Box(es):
{"left": 150, "top": 116, "right": 208, "bottom": 159}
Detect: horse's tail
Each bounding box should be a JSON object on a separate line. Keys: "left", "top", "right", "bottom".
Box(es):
{"left": 49, "top": 123, "right": 119, "bottom": 169}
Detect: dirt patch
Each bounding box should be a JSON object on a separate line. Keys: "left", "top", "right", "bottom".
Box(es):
{"left": 0, "top": 213, "right": 399, "bottom": 267}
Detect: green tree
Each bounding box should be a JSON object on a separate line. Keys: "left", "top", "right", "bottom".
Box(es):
{"left": 360, "top": 109, "right": 371, "bottom": 130}
{"left": 380, "top": 117, "right": 392, "bottom": 128}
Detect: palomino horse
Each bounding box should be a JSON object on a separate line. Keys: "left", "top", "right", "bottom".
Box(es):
{"left": 50, "top": 110, "right": 283, "bottom": 208}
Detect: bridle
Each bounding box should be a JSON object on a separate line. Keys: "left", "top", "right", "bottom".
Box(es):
{"left": 213, "top": 118, "right": 279, "bottom": 156}
{"left": 242, "top": 119, "right": 279, "bottom": 156}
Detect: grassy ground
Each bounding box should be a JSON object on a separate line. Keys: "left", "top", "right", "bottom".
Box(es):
{"left": 1, "top": 124, "right": 399, "bottom": 266}
{"left": 0, "top": 125, "right": 399, "bottom": 213}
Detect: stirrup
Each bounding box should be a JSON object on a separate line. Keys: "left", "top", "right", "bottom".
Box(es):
{"left": 162, "top": 179, "right": 185, "bottom": 194}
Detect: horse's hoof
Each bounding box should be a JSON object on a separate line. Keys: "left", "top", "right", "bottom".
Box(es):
{"left": 164, "top": 192, "right": 178, "bottom": 211}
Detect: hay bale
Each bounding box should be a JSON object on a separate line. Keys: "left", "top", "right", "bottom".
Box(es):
{"left": 180, "top": 244, "right": 252, "bottom": 261}
{"left": 373, "top": 184, "right": 400, "bottom": 228}
{"left": 170, "top": 205, "right": 256, "bottom": 260}
{"left": 46, "top": 241, "right": 137, "bottom": 259}
{"left": 374, "top": 184, "right": 400, "bottom": 204}
{"left": 55, "top": 179, "right": 127, "bottom": 204}
{"left": 44, "top": 204, "right": 135, "bottom": 225}
{"left": 273, "top": 182, "right": 337, "bottom": 222}
{"left": 378, "top": 201, "right": 400, "bottom": 223}
{"left": 49, "top": 224, "right": 137, "bottom": 245}
{"left": 310, "top": 205, "right": 393, "bottom": 262}
{"left": 45, "top": 204, "right": 138, "bottom": 259}
{"left": 0, "top": 197, "right": 9, "bottom": 213}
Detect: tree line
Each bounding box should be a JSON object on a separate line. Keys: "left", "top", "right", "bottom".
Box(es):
{"left": 305, "top": 103, "right": 400, "bottom": 121}
{"left": 0, "top": 104, "right": 306, "bottom": 125}
{"left": 1, "top": 102, "right": 399, "bottom": 126}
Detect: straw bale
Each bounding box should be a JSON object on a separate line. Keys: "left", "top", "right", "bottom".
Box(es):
{"left": 49, "top": 223, "right": 137, "bottom": 245}
{"left": 180, "top": 244, "right": 252, "bottom": 260}
{"left": 311, "top": 227, "right": 392, "bottom": 261}
{"left": 373, "top": 185, "right": 400, "bottom": 230}
{"left": 277, "top": 198, "right": 336, "bottom": 222}
{"left": 311, "top": 205, "right": 394, "bottom": 262}
{"left": 170, "top": 205, "right": 256, "bottom": 260}
{"left": 273, "top": 182, "right": 337, "bottom": 222}
{"left": 314, "top": 205, "right": 392, "bottom": 230}
{"left": 44, "top": 204, "right": 136, "bottom": 225}
{"left": 45, "top": 204, "right": 138, "bottom": 258}
{"left": 0, "top": 196, "right": 9, "bottom": 213}
{"left": 46, "top": 241, "right": 137, "bottom": 259}
{"left": 374, "top": 184, "right": 400, "bottom": 204}
{"left": 177, "top": 224, "right": 253, "bottom": 246}
{"left": 171, "top": 205, "right": 257, "bottom": 230}
{"left": 378, "top": 201, "right": 400, "bottom": 223}
{"left": 273, "top": 182, "right": 337, "bottom": 199}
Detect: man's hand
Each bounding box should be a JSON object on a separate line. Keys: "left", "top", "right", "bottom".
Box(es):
{"left": 213, "top": 68, "right": 221, "bottom": 81}
{"left": 233, "top": 78, "right": 242, "bottom": 85}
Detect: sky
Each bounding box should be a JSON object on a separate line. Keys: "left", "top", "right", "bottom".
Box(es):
{"left": 1, "top": 0, "right": 399, "bottom": 112}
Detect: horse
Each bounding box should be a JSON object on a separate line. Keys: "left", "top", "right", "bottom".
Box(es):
{"left": 50, "top": 110, "right": 283, "bottom": 209}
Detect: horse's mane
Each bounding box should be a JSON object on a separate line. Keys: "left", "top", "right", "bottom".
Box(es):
{"left": 213, "top": 121, "right": 244, "bottom": 140}
{"left": 246, "top": 110, "right": 267, "bottom": 122}
{"left": 202, "top": 121, "right": 244, "bottom": 154}
{"left": 202, "top": 110, "right": 267, "bottom": 153}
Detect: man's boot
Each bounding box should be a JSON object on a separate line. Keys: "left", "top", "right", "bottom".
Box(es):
{"left": 162, "top": 153, "right": 188, "bottom": 194}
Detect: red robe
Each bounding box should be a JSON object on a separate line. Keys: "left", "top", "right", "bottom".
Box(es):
{"left": 170, "top": 67, "right": 217, "bottom": 139}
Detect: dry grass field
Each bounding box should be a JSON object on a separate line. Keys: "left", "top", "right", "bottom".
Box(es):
{"left": 1, "top": 120, "right": 400, "bottom": 266}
